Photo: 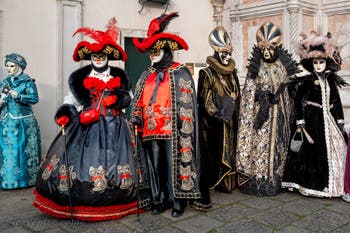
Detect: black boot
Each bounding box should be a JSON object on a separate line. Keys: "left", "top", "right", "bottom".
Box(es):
{"left": 151, "top": 203, "right": 165, "bottom": 215}
{"left": 171, "top": 199, "right": 186, "bottom": 217}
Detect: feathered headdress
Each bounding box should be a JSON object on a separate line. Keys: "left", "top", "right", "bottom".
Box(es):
{"left": 133, "top": 12, "right": 188, "bottom": 53}
{"left": 295, "top": 30, "right": 341, "bottom": 72}
{"left": 72, "top": 17, "right": 127, "bottom": 62}
{"left": 208, "top": 26, "right": 232, "bottom": 53}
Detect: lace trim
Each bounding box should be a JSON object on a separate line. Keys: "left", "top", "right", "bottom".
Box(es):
{"left": 282, "top": 182, "right": 339, "bottom": 197}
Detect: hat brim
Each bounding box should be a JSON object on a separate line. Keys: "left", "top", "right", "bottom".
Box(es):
{"left": 73, "top": 41, "right": 127, "bottom": 62}
{"left": 301, "top": 57, "right": 340, "bottom": 73}
{"left": 133, "top": 33, "right": 188, "bottom": 53}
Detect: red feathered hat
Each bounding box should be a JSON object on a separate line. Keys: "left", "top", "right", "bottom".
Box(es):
{"left": 72, "top": 17, "right": 127, "bottom": 62}
{"left": 133, "top": 12, "right": 188, "bottom": 53}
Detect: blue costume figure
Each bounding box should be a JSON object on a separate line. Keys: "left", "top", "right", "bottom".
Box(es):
{"left": 0, "top": 53, "right": 41, "bottom": 189}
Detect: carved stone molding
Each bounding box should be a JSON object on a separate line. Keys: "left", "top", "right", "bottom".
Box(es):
{"left": 210, "top": 0, "right": 225, "bottom": 25}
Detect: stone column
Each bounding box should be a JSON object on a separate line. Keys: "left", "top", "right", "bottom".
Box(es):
{"left": 230, "top": 2, "right": 243, "bottom": 75}
{"left": 210, "top": 0, "right": 225, "bottom": 26}
{"left": 287, "top": 0, "right": 300, "bottom": 58}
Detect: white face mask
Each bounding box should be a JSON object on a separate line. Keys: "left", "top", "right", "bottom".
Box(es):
{"left": 149, "top": 49, "right": 164, "bottom": 64}
{"left": 91, "top": 53, "right": 108, "bottom": 68}
{"left": 313, "top": 58, "right": 326, "bottom": 73}
{"left": 219, "top": 51, "right": 231, "bottom": 66}
{"left": 6, "top": 61, "right": 20, "bottom": 76}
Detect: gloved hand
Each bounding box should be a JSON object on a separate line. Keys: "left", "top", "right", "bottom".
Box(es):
{"left": 296, "top": 120, "right": 305, "bottom": 132}
{"left": 56, "top": 115, "right": 70, "bottom": 127}
{"left": 102, "top": 95, "right": 117, "bottom": 107}
{"left": 0, "top": 93, "right": 7, "bottom": 106}
{"left": 220, "top": 96, "right": 236, "bottom": 123}
{"left": 130, "top": 115, "right": 142, "bottom": 126}
{"left": 213, "top": 112, "right": 223, "bottom": 122}
{"left": 268, "top": 92, "right": 279, "bottom": 104}
{"left": 9, "top": 90, "right": 18, "bottom": 99}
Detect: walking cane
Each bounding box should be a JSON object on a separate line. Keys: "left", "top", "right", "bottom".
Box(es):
{"left": 61, "top": 125, "right": 74, "bottom": 222}
{"left": 134, "top": 124, "right": 141, "bottom": 220}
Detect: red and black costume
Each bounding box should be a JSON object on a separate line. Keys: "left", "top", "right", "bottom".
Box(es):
{"left": 131, "top": 12, "right": 200, "bottom": 217}
{"left": 33, "top": 18, "right": 145, "bottom": 221}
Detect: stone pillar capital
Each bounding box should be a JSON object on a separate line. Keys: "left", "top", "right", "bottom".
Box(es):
{"left": 287, "top": 0, "right": 300, "bottom": 13}
{"left": 210, "top": 0, "right": 226, "bottom": 25}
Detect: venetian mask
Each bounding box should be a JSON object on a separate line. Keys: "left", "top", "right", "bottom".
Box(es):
{"left": 91, "top": 53, "right": 108, "bottom": 68}
{"left": 149, "top": 49, "right": 164, "bottom": 64}
{"left": 219, "top": 51, "right": 232, "bottom": 66}
{"left": 261, "top": 45, "right": 275, "bottom": 61}
{"left": 209, "top": 26, "right": 233, "bottom": 66}
{"left": 313, "top": 58, "right": 326, "bottom": 73}
{"left": 256, "top": 21, "right": 281, "bottom": 62}
{"left": 5, "top": 61, "right": 20, "bottom": 76}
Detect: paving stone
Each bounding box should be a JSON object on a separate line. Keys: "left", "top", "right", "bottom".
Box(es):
{"left": 41, "top": 228, "right": 67, "bottom": 233}
{"left": 327, "top": 201, "right": 350, "bottom": 216}
{"left": 1, "top": 226, "right": 33, "bottom": 233}
{"left": 266, "top": 191, "right": 300, "bottom": 203}
{"left": 151, "top": 225, "right": 184, "bottom": 233}
{"left": 120, "top": 211, "right": 171, "bottom": 232}
{"left": 58, "top": 220, "right": 100, "bottom": 233}
{"left": 14, "top": 215, "right": 63, "bottom": 231}
{"left": 215, "top": 219, "right": 272, "bottom": 233}
{"left": 303, "top": 195, "right": 339, "bottom": 206}
{"left": 211, "top": 190, "right": 254, "bottom": 207}
{"left": 275, "top": 199, "right": 326, "bottom": 216}
{"left": 171, "top": 215, "right": 223, "bottom": 233}
{"left": 249, "top": 208, "right": 299, "bottom": 230}
{"left": 292, "top": 209, "right": 350, "bottom": 232}
{"left": 239, "top": 197, "right": 282, "bottom": 210}
{"left": 331, "top": 223, "right": 350, "bottom": 233}
{"left": 0, "top": 222, "right": 12, "bottom": 232}
{"left": 207, "top": 203, "right": 258, "bottom": 223}
{"left": 94, "top": 221, "right": 135, "bottom": 233}
{"left": 274, "top": 225, "right": 311, "bottom": 233}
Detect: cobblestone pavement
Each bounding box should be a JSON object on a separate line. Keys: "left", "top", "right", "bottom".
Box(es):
{"left": 1, "top": 187, "right": 350, "bottom": 233}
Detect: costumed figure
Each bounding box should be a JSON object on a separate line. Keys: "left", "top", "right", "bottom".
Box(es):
{"left": 345, "top": 129, "right": 350, "bottom": 202}
{"left": 131, "top": 12, "right": 201, "bottom": 217}
{"left": 0, "top": 53, "right": 41, "bottom": 189}
{"left": 282, "top": 31, "right": 349, "bottom": 200}
{"left": 194, "top": 26, "right": 240, "bottom": 211}
{"left": 236, "top": 21, "right": 298, "bottom": 196}
{"left": 34, "top": 18, "right": 145, "bottom": 221}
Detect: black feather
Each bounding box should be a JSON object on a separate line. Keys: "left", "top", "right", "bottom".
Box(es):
{"left": 157, "top": 12, "right": 179, "bottom": 34}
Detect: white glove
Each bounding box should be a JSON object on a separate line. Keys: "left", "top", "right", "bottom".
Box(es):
{"left": 0, "top": 93, "right": 7, "bottom": 106}
{"left": 9, "top": 90, "right": 18, "bottom": 99}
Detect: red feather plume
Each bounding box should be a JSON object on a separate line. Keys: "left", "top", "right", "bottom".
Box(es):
{"left": 73, "top": 17, "right": 119, "bottom": 43}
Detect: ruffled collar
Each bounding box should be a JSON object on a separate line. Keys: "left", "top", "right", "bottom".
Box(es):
{"left": 206, "top": 56, "right": 236, "bottom": 75}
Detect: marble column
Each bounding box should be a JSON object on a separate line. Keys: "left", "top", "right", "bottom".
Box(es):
{"left": 287, "top": 0, "right": 300, "bottom": 59}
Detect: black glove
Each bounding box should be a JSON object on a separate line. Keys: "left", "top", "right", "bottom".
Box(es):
{"left": 268, "top": 93, "right": 279, "bottom": 104}
{"left": 130, "top": 115, "right": 142, "bottom": 126}
{"left": 220, "top": 96, "right": 236, "bottom": 123}
{"left": 253, "top": 89, "right": 270, "bottom": 130}
{"left": 213, "top": 112, "right": 223, "bottom": 122}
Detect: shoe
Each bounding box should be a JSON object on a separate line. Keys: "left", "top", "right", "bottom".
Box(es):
{"left": 151, "top": 205, "right": 165, "bottom": 215}
{"left": 171, "top": 208, "right": 184, "bottom": 217}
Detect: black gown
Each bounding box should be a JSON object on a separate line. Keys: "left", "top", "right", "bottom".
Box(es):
{"left": 34, "top": 65, "right": 147, "bottom": 221}
{"left": 283, "top": 72, "right": 347, "bottom": 198}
